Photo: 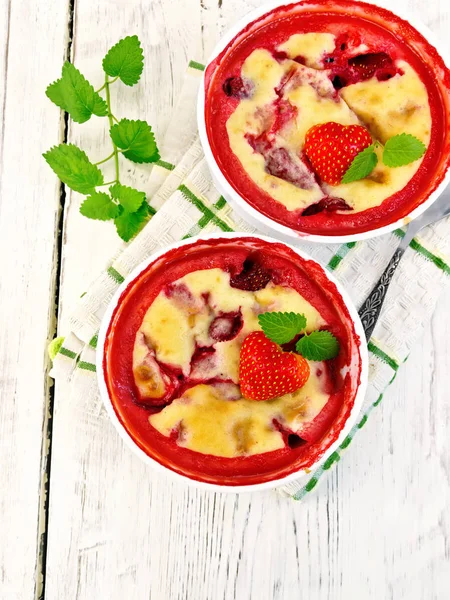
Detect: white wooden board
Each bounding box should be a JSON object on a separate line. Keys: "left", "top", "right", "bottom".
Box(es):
{"left": 0, "top": 1, "right": 69, "bottom": 598}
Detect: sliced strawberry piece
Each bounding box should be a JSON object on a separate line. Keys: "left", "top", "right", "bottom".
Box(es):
{"left": 271, "top": 98, "right": 298, "bottom": 135}
{"left": 275, "top": 67, "right": 298, "bottom": 96}
{"left": 230, "top": 255, "right": 271, "bottom": 292}
{"left": 189, "top": 346, "right": 235, "bottom": 384}
{"left": 278, "top": 62, "right": 337, "bottom": 100}
{"left": 265, "top": 147, "right": 317, "bottom": 190}
{"left": 272, "top": 49, "right": 289, "bottom": 61}
{"left": 302, "top": 197, "right": 353, "bottom": 216}
{"left": 246, "top": 99, "right": 297, "bottom": 148}
{"left": 209, "top": 311, "right": 243, "bottom": 342}
{"left": 189, "top": 347, "right": 218, "bottom": 381}
{"left": 246, "top": 132, "right": 272, "bottom": 155}
{"left": 375, "top": 67, "right": 399, "bottom": 82}
{"left": 239, "top": 332, "right": 310, "bottom": 401}
{"left": 132, "top": 333, "right": 178, "bottom": 406}
{"left": 222, "top": 76, "right": 253, "bottom": 99}
{"left": 348, "top": 52, "right": 394, "bottom": 81}
{"left": 326, "top": 49, "right": 399, "bottom": 88}
{"left": 247, "top": 117, "right": 318, "bottom": 192}
{"left": 164, "top": 282, "right": 204, "bottom": 314}
{"left": 304, "top": 122, "right": 372, "bottom": 185}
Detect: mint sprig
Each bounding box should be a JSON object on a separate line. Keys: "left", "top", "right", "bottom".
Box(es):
{"left": 342, "top": 133, "right": 427, "bottom": 184}
{"left": 295, "top": 331, "right": 340, "bottom": 361}
{"left": 109, "top": 183, "right": 146, "bottom": 212}
{"left": 258, "top": 311, "right": 339, "bottom": 361}
{"left": 80, "top": 191, "right": 121, "bottom": 220}
{"left": 102, "top": 35, "right": 144, "bottom": 86}
{"left": 341, "top": 144, "right": 378, "bottom": 184}
{"left": 46, "top": 62, "right": 108, "bottom": 123}
{"left": 258, "top": 312, "right": 307, "bottom": 344}
{"left": 43, "top": 144, "right": 104, "bottom": 194}
{"left": 114, "top": 202, "right": 152, "bottom": 242}
{"left": 44, "top": 36, "right": 159, "bottom": 242}
{"left": 110, "top": 119, "right": 160, "bottom": 164}
{"left": 383, "top": 133, "right": 426, "bottom": 167}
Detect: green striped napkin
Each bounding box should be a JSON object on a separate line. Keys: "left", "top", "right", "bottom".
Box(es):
{"left": 51, "top": 61, "right": 450, "bottom": 499}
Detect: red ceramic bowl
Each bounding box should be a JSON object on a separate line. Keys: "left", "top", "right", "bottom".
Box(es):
{"left": 97, "top": 234, "right": 368, "bottom": 491}
{"left": 198, "top": 0, "right": 450, "bottom": 243}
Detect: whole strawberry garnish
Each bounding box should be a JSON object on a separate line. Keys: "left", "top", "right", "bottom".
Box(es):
{"left": 304, "top": 122, "right": 372, "bottom": 185}
{"left": 239, "top": 332, "right": 310, "bottom": 401}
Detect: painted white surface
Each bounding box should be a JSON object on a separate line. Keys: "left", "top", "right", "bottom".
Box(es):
{"left": 1, "top": 0, "right": 449, "bottom": 598}
{"left": 0, "top": 0, "right": 69, "bottom": 598}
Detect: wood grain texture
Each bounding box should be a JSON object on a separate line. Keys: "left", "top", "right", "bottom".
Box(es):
{"left": 43, "top": 1, "right": 450, "bottom": 599}
{"left": 0, "top": 0, "right": 69, "bottom": 598}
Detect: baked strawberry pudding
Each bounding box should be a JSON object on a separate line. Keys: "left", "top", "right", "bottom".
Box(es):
{"left": 202, "top": 0, "right": 450, "bottom": 238}
{"left": 101, "top": 236, "right": 365, "bottom": 487}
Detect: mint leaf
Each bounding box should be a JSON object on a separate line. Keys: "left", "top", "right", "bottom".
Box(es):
{"left": 110, "top": 119, "right": 160, "bottom": 163}
{"left": 341, "top": 145, "right": 378, "bottom": 184}
{"left": 80, "top": 192, "right": 120, "bottom": 220}
{"left": 114, "top": 202, "right": 151, "bottom": 241}
{"left": 109, "top": 183, "right": 146, "bottom": 212}
{"left": 382, "top": 133, "right": 426, "bottom": 167}
{"left": 102, "top": 35, "right": 144, "bottom": 86}
{"left": 46, "top": 62, "right": 108, "bottom": 123}
{"left": 43, "top": 144, "right": 104, "bottom": 194}
{"left": 296, "top": 331, "right": 340, "bottom": 361}
{"left": 258, "top": 312, "right": 307, "bottom": 344}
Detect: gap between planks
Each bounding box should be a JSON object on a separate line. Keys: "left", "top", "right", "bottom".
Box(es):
{"left": 35, "top": 1, "right": 76, "bottom": 598}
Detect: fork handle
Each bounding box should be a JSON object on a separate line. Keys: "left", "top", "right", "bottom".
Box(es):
{"left": 358, "top": 247, "right": 405, "bottom": 341}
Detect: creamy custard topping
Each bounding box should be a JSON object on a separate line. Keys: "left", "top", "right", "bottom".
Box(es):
{"left": 225, "top": 33, "right": 431, "bottom": 214}
{"left": 132, "top": 267, "right": 329, "bottom": 458}
{"left": 277, "top": 32, "right": 337, "bottom": 69}
{"left": 226, "top": 50, "right": 325, "bottom": 211}
{"left": 150, "top": 378, "right": 329, "bottom": 458}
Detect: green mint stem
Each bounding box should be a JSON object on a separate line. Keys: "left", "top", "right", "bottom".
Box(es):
{"left": 95, "top": 75, "right": 119, "bottom": 93}
{"left": 94, "top": 151, "right": 115, "bottom": 166}
{"left": 104, "top": 74, "right": 120, "bottom": 185}
{"left": 96, "top": 179, "right": 118, "bottom": 187}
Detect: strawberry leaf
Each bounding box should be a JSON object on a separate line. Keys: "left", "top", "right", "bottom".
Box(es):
{"left": 102, "top": 35, "right": 144, "bottom": 86}
{"left": 109, "top": 183, "right": 146, "bottom": 212}
{"left": 80, "top": 192, "right": 120, "bottom": 220}
{"left": 43, "top": 144, "right": 104, "bottom": 194}
{"left": 341, "top": 145, "right": 378, "bottom": 184}
{"left": 296, "top": 331, "right": 340, "bottom": 361}
{"left": 258, "top": 312, "right": 307, "bottom": 344}
{"left": 382, "top": 133, "right": 426, "bottom": 167}
{"left": 110, "top": 119, "right": 160, "bottom": 163}
{"left": 46, "top": 62, "right": 108, "bottom": 123}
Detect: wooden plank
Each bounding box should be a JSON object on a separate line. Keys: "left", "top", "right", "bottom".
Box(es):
{"left": 0, "top": 0, "right": 70, "bottom": 598}
{"left": 45, "top": 0, "right": 450, "bottom": 598}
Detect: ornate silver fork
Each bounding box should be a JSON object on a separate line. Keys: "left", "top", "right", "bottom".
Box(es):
{"left": 359, "top": 187, "right": 450, "bottom": 341}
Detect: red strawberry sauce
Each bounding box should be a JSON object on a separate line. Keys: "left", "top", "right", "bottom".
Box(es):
{"left": 103, "top": 237, "right": 363, "bottom": 486}
{"left": 204, "top": 0, "right": 450, "bottom": 236}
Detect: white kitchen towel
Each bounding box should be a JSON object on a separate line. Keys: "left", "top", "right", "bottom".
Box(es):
{"left": 51, "top": 61, "right": 450, "bottom": 500}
